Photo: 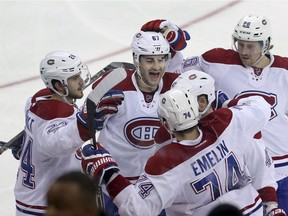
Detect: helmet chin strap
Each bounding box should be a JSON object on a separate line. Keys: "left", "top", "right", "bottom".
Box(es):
{"left": 199, "top": 102, "right": 212, "bottom": 118}
{"left": 62, "top": 87, "right": 77, "bottom": 106}
{"left": 134, "top": 57, "right": 155, "bottom": 89}
{"left": 54, "top": 86, "right": 76, "bottom": 106}
{"left": 62, "top": 96, "right": 76, "bottom": 106}
{"left": 136, "top": 70, "right": 155, "bottom": 90}
{"left": 251, "top": 52, "right": 265, "bottom": 67}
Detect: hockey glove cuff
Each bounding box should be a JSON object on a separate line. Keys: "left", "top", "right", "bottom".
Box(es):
{"left": 81, "top": 143, "right": 119, "bottom": 185}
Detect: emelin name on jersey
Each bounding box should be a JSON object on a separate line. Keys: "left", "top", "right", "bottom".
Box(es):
{"left": 191, "top": 140, "right": 229, "bottom": 176}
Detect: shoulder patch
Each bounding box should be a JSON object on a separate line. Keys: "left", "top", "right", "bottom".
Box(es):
{"left": 161, "top": 72, "right": 180, "bottom": 93}
{"left": 202, "top": 48, "right": 242, "bottom": 65}
{"left": 30, "top": 100, "right": 75, "bottom": 120}
{"left": 271, "top": 55, "right": 288, "bottom": 70}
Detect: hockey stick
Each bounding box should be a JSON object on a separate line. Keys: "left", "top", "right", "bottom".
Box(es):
{"left": 86, "top": 67, "right": 127, "bottom": 211}
{"left": 86, "top": 67, "right": 128, "bottom": 146}
{"left": 0, "top": 62, "right": 135, "bottom": 155}
{"left": 0, "top": 130, "right": 25, "bottom": 155}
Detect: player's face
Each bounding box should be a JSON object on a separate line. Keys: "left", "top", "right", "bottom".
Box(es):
{"left": 236, "top": 40, "right": 263, "bottom": 67}
{"left": 138, "top": 54, "right": 167, "bottom": 92}
{"left": 197, "top": 95, "right": 213, "bottom": 118}
{"left": 45, "top": 182, "right": 96, "bottom": 216}
{"left": 197, "top": 95, "right": 208, "bottom": 113}
{"left": 67, "top": 73, "right": 85, "bottom": 99}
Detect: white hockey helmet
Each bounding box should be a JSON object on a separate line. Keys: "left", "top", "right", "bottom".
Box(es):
{"left": 131, "top": 31, "right": 171, "bottom": 68}
{"left": 158, "top": 88, "right": 199, "bottom": 132}
{"left": 232, "top": 14, "right": 272, "bottom": 53}
{"left": 171, "top": 70, "right": 215, "bottom": 116}
{"left": 40, "top": 51, "right": 90, "bottom": 96}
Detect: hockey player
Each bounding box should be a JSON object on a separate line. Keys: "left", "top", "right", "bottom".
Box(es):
{"left": 81, "top": 88, "right": 280, "bottom": 216}
{"left": 91, "top": 30, "right": 180, "bottom": 215}
{"left": 141, "top": 15, "right": 288, "bottom": 213}
{"left": 155, "top": 70, "right": 285, "bottom": 216}
{"left": 14, "top": 51, "right": 124, "bottom": 216}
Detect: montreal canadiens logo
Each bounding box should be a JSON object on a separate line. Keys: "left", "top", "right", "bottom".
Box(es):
{"left": 183, "top": 57, "right": 199, "bottom": 68}
{"left": 124, "top": 117, "right": 162, "bottom": 149}
{"left": 235, "top": 90, "right": 277, "bottom": 120}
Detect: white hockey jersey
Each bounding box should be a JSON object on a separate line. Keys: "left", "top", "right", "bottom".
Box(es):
{"left": 181, "top": 48, "right": 288, "bottom": 181}
{"left": 14, "top": 88, "right": 84, "bottom": 216}
{"left": 94, "top": 69, "right": 179, "bottom": 180}
{"left": 106, "top": 96, "right": 272, "bottom": 216}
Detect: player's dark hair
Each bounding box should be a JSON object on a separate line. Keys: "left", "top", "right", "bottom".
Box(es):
{"left": 207, "top": 203, "right": 243, "bottom": 216}
{"left": 55, "top": 171, "right": 107, "bottom": 216}
{"left": 56, "top": 171, "right": 96, "bottom": 202}
{"left": 51, "top": 79, "right": 62, "bottom": 93}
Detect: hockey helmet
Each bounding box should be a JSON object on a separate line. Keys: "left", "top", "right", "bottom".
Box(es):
{"left": 232, "top": 14, "right": 272, "bottom": 53}
{"left": 171, "top": 70, "right": 215, "bottom": 116}
{"left": 158, "top": 88, "right": 199, "bottom": 132}
{"left": 40, "top": 51, "right": 90, "bottom": 96}
{"left": 131, "top": 31, "right": 171, "bottom": 68}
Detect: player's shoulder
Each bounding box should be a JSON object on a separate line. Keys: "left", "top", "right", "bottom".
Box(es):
{"left": 199, "top": 108, "right": 233, "bottom": 136}
{"left": 154, "top": 125, "right": 171, "bottom": 145}
{"left": 271, "top": 54, "right": 288, "bottom": 70}
{"left": 31, "top": 88, "right": 52, "bottom": 101}
{"left": 30, "top": 98, "right": 75, "bottom": 120}
{"left": 160, "top": 72, "right": 180, "bottom": 93}
{"left": 163, "top": 71, "right": 180, "bottom": 80}
{"left": 145, "top": 143, "right": 189, "bottom": 175}
{"left": 202, "top": 48, "right": 242, "bottom": 65}
{"left": 145, "top": 136, "right": 216, "bottom": 175}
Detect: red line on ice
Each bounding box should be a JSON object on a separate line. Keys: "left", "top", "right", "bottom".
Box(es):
{"left": 0, "top": 0, "right": 241, "bottom": 89}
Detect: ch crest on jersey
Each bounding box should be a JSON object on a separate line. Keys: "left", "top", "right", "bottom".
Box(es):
{"left": 124, "top": 117, "right": 161, "bottom": 149}
{"left": 183, "top": 57, "right": 199, "bottom": 68}
{"left": 234, "top": 90, "right": 278, "bottom": 121}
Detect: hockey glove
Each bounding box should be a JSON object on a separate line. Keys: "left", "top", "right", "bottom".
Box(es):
{"left": 141, "top": 19, "right": 191, "bottom": 52}
{"left": 212, "top": 90, "right": 230, "bottom": 110}
{"left": 0, "top": 132, "right": 24, "bottom": 160}
{"left": 11, "top": 134, "right": 24, "bottom": 160}
{"left": 264, "top": 202, "right": 286, "bottom": 216}
{"left": 81, "top": 143, "right": 119, "bottom": 185}
{"left": 77, "top": 90, "right": 124, "bottom": 131}
{"left": 141, "top": 19, "right": 166, "bottom": 32}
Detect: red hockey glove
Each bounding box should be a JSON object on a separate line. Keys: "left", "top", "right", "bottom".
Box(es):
{"left": 77, "top": 90, "right": 124, "bottom": 131}
{"left": 141, "top": 19, "right": 166, "bottom": 32}
{"left": 81, "top": 143, "right": 119, "bottom": 185}
{"left": 141, "top": 19, "right": 190, "bottom": 51}
{"left": 95, "top": 89, "right": 124, "bottom": 118}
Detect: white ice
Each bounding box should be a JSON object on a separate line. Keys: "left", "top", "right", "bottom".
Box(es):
{"left": 1, "top": 0, "right": 287, "bottom": 215}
